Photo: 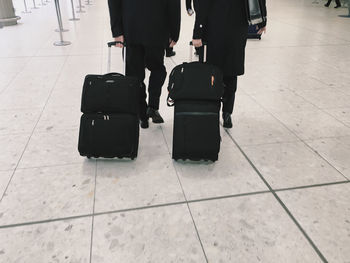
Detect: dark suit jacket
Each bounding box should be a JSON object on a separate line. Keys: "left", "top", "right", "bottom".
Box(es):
{"left": 192, "top": 0, "right": 267, "bottom": 76}
{"left": 108, "top": 0, "right": 181, "bottom": 47}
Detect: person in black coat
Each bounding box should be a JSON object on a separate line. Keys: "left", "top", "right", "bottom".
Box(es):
{"left": 192, "top": 0, "right": 267, "bottom": 128}
{"left": 108, "top": 0, "right": 181, "bottom": 128}
{"left": 324, "top": 0, "right": 341, "bottom": 8}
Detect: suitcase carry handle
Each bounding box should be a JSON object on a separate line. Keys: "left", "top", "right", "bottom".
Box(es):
{"left": 107, "top": 41, "right": 127, "bottom": 75}
{"left": 189, "top": 41, "right": 207, "bottom": 63}
{"left": 107, "top": 41, "right": 125, "bottom": 47}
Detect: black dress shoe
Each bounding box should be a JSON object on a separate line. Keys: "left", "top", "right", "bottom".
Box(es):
{"left": 334, "top": 4, "right": 341, "bottom": 8}
{"left": 166, "top": 50, "right": 176, "bottom": 57}
{"left": 325, "top": 3, "right": 330, "bottom": 7}
{"left": 140, "top": 119, "right": 149, "bottom": 129}
{"left": 147, "top": 107, "right": 164, "bottom": 123}
{"left": 223, "top": 112, "right": 233, "bottom": 129}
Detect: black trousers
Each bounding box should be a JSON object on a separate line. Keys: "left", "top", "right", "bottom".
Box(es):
{"left": 198, "top": 48, "right": 238, "bottom": 114}
{"left": 126, "top": 45, "right": 167, "bottom": 120}
{"left": 223, "top": 76, "right": 237, "bottom": 114}
{"left": 326, "top": 0, "right": 341, "bottom": 5}
{"left": 186, "top": 0, "right": 192, "bottom": 10}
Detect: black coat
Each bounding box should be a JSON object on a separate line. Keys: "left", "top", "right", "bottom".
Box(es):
{"left": 193, "top": 0, "right": 267, "bottom": 76}
{"left": 108, "top": 0, "right": 181, "bottom": 47}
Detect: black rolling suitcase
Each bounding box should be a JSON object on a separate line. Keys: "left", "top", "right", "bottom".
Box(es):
{"left": 167, "top": 44, "right": 224, "bottom": 162}
{"left": 78, "top": 41, "right": 140, "bottom": 159}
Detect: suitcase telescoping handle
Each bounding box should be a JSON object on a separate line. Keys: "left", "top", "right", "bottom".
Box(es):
{"left": 189, "top": 41, "right": 207, "bottom": 63}
{"left": 107, "top": 41, "right": 127, "bottom": 75}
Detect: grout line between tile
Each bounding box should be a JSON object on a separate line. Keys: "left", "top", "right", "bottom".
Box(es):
{"left": 1, "top": 178, "right": 349, "bottom": 231}
{"left": 225, "top": 129, "right": 329, "bottom": 263}
{"left": 160, "top": 126, "right": 209, "bottom": 263}
{"left": 274, "top": 180, "right": 350, "bottom": 192}
{"left": 0, "top": 56, "right": 69, "bottom": 203}
{"left": 89, "top": 160, "right": 98, "bottom": 263}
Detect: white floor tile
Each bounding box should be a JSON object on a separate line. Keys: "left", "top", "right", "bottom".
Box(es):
{"left": 0, "top": 218, "right": 91, "bottom": 263}
{"left": 0, "top": 108, "right": 42, "bottom": 135}
{"left": 0, "top": 133, "right": 31, "bottom": 171}
{"left": 18, "top": 129, "right": 84, "bottom": 168}
{"left": 0, "top": 163, "right": 96, "bottom": 225}
{"left": 190, "top": 194, "right": 322, "bottom": 263}
{"left": 243, "top": 142, "right": 346, "bottom": 189}
{"left": 306, "top": 136, "right": 350, "bottom": 179}
{"left": 92, "top": 205, "right": 206, "bottom": 262}
{"left": 95, "top": 154, "right": 184, "bottom": 212}
{"left": 228, "top": 111, "right": 299, "bottom": 146}
{"left": 174, "top": 145, "right": 267, "bottom": 200}
{"left": 274, "top": 110, "right": 350, "bottom": 140}
{"left": 278, "top": 184, "right": 350, "bottom": 263}
{"left": 0, "top": 170, "right": 13, "bottom": 198}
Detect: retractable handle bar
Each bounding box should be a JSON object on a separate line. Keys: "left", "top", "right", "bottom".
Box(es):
{"left": 189, "top": 41, "right": 207, "bottom": 63}
{"left": 107, "top": 41, "right": 127, "bottom": 74}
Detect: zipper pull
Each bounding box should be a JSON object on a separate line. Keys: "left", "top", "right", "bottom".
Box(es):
{"left": 92, "top": 120, "right": 95, "bottom": 126}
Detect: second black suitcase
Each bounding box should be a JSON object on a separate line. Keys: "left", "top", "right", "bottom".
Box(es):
{"left": 78, "top": 41, "right": 140, "bottom": 159}
{"left": 78, "top": 113, "right": 139, "bottom": 159}
{"left": 172, "top": 101, "right": 221, "bottom": 162}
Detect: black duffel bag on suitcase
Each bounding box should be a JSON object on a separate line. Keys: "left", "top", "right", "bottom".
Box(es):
{"left": 78, "top": 41, "right": 140, "bottom": 160}
{"left": 167, "top": 44, "right": 224, "bottom": 162}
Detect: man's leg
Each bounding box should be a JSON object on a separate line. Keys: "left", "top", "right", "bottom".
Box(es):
{"left": 222, "top": 76, "right": 238, "bottom": 128}
{"left": 145, "top": 46, "right": 167, "bottom": 123}
{"left": 126, "top": 45, "right": 149, "bottom": 128}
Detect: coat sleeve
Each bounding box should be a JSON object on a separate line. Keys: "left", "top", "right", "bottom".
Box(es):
{"left": 193, "top": 0, "right": 212, "bottom": 39}
{"left": 258, "top": 0, "right": 267, "bottom": 28}
{"left": 108, "top": 0, "right": 123, "bottom": 38}
{"left": 167, "top": 0, "right": 181, "bottom": 42}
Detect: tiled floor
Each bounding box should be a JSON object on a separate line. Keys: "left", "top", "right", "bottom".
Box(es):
{"left": 0, "top": 0, "right": 350, "bottom": 262}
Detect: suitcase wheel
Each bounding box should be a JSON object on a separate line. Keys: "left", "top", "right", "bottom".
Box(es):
{"left": 87, "top": 156, "right": 92, "bottom": 159}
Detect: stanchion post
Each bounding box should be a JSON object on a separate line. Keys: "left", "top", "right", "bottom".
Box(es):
{"left": 32, "top": 0, "right": 39, "bottom": 9}
{"left": 53, "top": 0, "right": 71, "bottom": 46}
{"left": 76, "top": 0, "right": 85, "bottom": 13}
{"left": 23, "top": 0, "right": 31, "bottom": 13}
{"left": 54, "top": 0, "right": 69, "bottom": 32}
{"left": 69, "top": 0, "right": 79, "bottom": 21}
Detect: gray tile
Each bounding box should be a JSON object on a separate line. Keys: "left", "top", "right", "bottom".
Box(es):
{"left": 306, "top": 136, "right": 350, "bottom": 179}
{"left": 92, "top": 205, "right": 206, "bottom": 263}
{"left": 35, "top": 106, "right": 81, "bottom": 133}
{"left": 324, "top": 107, "right": 350, "bottom": 127}
{"left": 190, "top": 194, "right": 322, "bottom": 263}
{"left": 138, "top": 125, "right": 170, "bottom": 157}
{"left": 274, "top": 110, "right": 350, "bottom": 140}
{"left": 278, "top": 184, "right": 350, "bottom": 263}
{"left": 95, "top": 154, "right": 184, "bottom": 213}
{"left": 295, "top": 88, "right": 350, "bottom": 109}
{"left": 242, "top": 141, "right": 346, "bottom": 189}
{"left": 0, "top": 218, "right": 91, "bottom": 263}
{"left": 18, "top": 129, "right": 84, "bottom": 169}
{"left": 0, "top": 133, "right": 31, "bottom": 171}
{"left": 250, "top": 90, "right": 317, "bottom": 113}
{"left": 0, "top": 108, "right": 41, "bottom": 135}
{"left": 0, "top": 163, "right": 96, "bottom": 225}
{"left": 0, "top": 170, "right": 13, "bottom": 198}
{"left": 174, "top": 145, "right": 267, "bottom": 200}
{"left": 228, "top": 111, "right": 299, "bottom": 146}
